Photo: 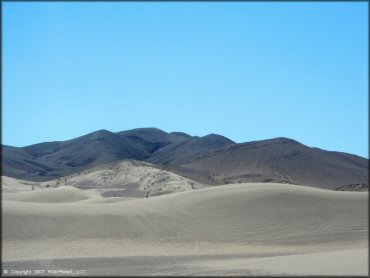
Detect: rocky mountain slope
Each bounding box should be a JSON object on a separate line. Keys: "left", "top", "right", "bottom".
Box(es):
{"left": 2, "top": 128, "right": 368, "bottom": 190}
{"left": 172, "top": 137, "right": 368, "bottom": 190}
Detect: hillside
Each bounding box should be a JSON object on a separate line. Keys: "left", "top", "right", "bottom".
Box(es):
{"left": 2, "top": 129, "right": 368, "bottom": 190}
{"left": 173, "top": 137, "right": 368, "bottom": 190}
{"left": 147, "top": 133, "right": 235, "bottom": 165}
{"left": 2, "top": 128, "right": 194, "bottom": 181}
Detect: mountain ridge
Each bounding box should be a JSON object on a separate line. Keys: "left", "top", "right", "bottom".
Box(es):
{"left": 2, "top": 128, "right": 368, "bottom": 191}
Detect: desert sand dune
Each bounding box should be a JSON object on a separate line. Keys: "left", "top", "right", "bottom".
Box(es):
{"left": 1, "top": 176, "right": 48, "bottom": 193}
{"left": 2, "top": 182, "right": 368, "bottom": 275}
{"left": 76, "top": 196, "right": 138, "bottom": 204}
{"left": 2, "top": 186, "right": 95, "bottom": 203}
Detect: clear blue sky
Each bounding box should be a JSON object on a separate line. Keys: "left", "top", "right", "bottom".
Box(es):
{"left": 3, "top": 2, "right": 368, "bottom": 157}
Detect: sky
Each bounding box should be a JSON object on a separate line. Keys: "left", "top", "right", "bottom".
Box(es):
{"left": 3, "top": 2, "right": 369, "bottom": 158}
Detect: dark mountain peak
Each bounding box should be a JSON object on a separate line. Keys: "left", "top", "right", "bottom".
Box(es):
{"left": 231, "top": 137, "right": 303, "bottom": 151}
{"left": 250, "top": 137, "right": 302, "bottom": 146}
{"left": 64, "top": 129, "right": 116, "bottom": 143}
{"left": 90, "top": 128, "right": 113, "bottom": 134}
{"left": 117, "top": 127, "right": 188, "bottom": 144}
{"left": 170, "top": 132, "right": 192, "bottom": 138}
{"left": 87, "top": 129, "right": 116, "bottom": 139}
{"left": 118, "top": 127, "right": 166, "bottom": 136}
{"left": 202, "top": 133, "right": 235, "bottom": 144}
{"left": 269, "top": 137, "right": 301, "bottom": 144}
{"left": 91, "top": 129, "right": 112, "bottom": 134}
{"left": 53, "top": 130, "right": 120, "bottom": 150}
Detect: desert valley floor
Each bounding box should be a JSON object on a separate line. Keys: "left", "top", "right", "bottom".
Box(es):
{"left": 2, "top": 176, "right": 368, "bottom": 276}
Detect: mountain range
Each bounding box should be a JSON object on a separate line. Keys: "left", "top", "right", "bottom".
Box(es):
{"left": 2, "top": 128, "right": 368, "bottom": 190}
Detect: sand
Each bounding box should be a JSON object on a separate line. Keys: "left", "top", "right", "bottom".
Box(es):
{"left": 1, "top": 176, "right": 49, "bottom": 193}
{"left": 2, "top": 182, "right": 368, "bottom": 275}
